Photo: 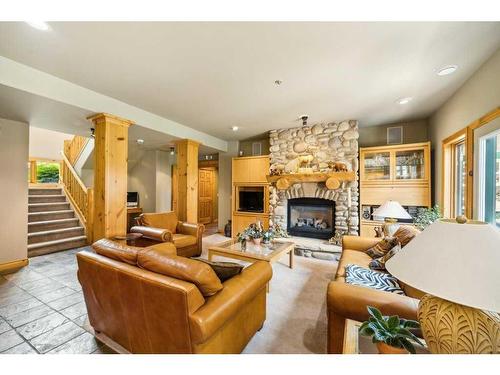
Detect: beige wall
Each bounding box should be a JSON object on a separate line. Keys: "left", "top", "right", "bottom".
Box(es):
{"left": 359, "top": 120, "right": 429, "bottom": 148}
{"left": 218, "top": 141, "right": 239, "bottom": 231}
{"left": 429, "top": 48, "right": 500, "bottom": 205}
{"left": 239, "top": 137, "right": 270, "bottom": 157}
{"left": 29, "top": 126, "right": 73, "bottom": 160}
{"left": 0, "top": 118, "right": 29, "bottom": 265}
{"left": 127, "top": 149, "right": 173, "bottom": 214}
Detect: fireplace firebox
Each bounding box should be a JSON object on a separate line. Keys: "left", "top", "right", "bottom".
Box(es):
{"left": 287, "top": 198, "right": 335, "bottom": 239}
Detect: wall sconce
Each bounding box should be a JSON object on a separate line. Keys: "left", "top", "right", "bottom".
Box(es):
{"left": 170, "top": 146, "right": 175, "bottom": 155}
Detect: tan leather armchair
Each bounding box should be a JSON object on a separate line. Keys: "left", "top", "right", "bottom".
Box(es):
{"left": 77, "top": 239, "right": 272, "bottom": 354}
{"left": 327, "top": 235, "right": 421, "bottom": 354}
{"left": 131, "top": 211, "right": 204, "bottom": 258}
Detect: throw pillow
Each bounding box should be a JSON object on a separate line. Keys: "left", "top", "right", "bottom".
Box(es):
{"left": 369, "top": 243, "right": 402, "bottom": 271}
{"left": 366, "top": 236, "right": 399, "bottom": 258}
{"left": 196, "top": 258, "right": 244, "bottom": 282}
{"left": 393, "top": 225, "right": 421, "bottom": 247}
{"left": 345, "top": 264, "right": 405, "bottom": 295}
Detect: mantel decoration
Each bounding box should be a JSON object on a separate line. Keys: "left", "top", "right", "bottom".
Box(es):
{"left": 386, "top": 217, "right": 500, "bottom": 354}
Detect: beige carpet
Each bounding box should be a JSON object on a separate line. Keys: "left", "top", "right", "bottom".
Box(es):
{"left": 202, "top": 234, "right": 338, "bottom": 354}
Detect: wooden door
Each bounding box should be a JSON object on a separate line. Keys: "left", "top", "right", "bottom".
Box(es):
{"left": 198, "top": 168, "right": 214, "bottom": 224}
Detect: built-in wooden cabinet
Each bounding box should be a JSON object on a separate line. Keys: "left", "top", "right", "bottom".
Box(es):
{"left": 359, "top": 142, "right": 431, "bottom": 237}
{"left": 231, "top": 155, "right": 270, "bottom": 236}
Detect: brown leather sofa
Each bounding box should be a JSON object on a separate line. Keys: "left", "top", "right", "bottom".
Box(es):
{"left": 327, "top": 235, "right": 422, "bottom": 354}
{"left": 77, "top": 239, "right": 272, "bottom": 354}
{"left": 130, "top": 211, "right": 204, "bottom": 258}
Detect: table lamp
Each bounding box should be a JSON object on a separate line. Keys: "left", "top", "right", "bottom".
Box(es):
{"left": 386, "top": 217, "right": 500, "bottom": 354}
{"left": 372, "top": 200, "right": 412, "bottom": 236}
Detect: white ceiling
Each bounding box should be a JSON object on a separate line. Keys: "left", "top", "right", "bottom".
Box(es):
{"left": 0, "top": 22, "right": 499, "bottom": 140}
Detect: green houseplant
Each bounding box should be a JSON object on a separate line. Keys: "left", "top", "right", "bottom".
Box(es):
{"left": 359, "top": 306, "right": 424, "bottom": 354}
{"left": 413, "top": 205, "right": 442, "bottom": 230}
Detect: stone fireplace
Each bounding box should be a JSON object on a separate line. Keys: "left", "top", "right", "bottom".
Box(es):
{"left": 287, "top": 198, "right": 335, "bottom": 239}
{"left": 269, "top": 120, "right": 359, "bottom": 241}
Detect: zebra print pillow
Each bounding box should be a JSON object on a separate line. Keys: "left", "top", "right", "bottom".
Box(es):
{"left": 344, "top": 264, "right": 405, "bottom": 295}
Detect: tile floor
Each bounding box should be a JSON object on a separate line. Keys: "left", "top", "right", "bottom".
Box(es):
{"left": 0, "top": 247, "right": 115, "bottom": 354}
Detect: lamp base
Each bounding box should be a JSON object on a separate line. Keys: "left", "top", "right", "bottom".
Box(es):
{"left": 418, "top": 294, "right": 500, "bottom": 354}
{"left": 382, "top": 218, "right": 400, "bottom": 236}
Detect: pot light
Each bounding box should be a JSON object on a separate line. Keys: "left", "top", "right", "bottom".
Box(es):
{"left": 232, "top": 126, "right": 239, "bottom": 131}
{"left": 437, "top": 65, "right": 458, "bottom": 76}
{"left": 397, "top": 97, "right": 413, "bottom": 105}
{"left": 136, "top": 139, "right": 144, "bottom": 145}
{"left": 26, "top": 21, "right": 50, "bottom": 31}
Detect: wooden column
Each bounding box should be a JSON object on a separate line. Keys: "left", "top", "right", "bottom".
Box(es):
{"left": 88, "top": 113, "right": 134, "bottom": 241}
{"left": 175, "top": 139, "right": 200, "bottom": 223}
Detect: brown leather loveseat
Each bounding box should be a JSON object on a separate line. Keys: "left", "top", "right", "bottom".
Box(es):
{"left": 131, "top": 211, "right": 204, "bottom": 257}
{"left": 327, "top": 235, "right": 422, "bottom": 353}
{"left": 77, "top": 239, "right": 272, "bottom": 353}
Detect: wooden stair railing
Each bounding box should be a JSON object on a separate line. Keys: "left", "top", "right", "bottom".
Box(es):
{"left": 64, "top": 135, "right": 90, "bottom": 166}
{"left": 60, "top": 152, "right": 94, "bottom": 243}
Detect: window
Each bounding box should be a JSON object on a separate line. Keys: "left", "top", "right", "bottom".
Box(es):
{"left": 442, "top": 130, "right": 467, "bottom": 218}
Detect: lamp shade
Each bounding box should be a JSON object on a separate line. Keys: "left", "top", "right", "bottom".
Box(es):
{"left": 372, "top": 200, "right": 411, "bottom": 219}
{"left": 386, "top": 219, "right": 500, "bottom": 312}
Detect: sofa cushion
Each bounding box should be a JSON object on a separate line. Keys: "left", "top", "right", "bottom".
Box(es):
{"left": 366, "top": 236, "right": 399, "bottom": 258}
{"left": 369, "top": 243, "right": 402, "bottom": 271}
{"left": 345, "top": 264, "right": 405, "bottom": 295}
{"left": 393, "top": 225, "right": 420, "bottom": 247}
{"left": 335, "top": 249, "right": 372, "bottom": 281}
{"left": 141, "top": 212, "right": 178, "bottom": 234}
{"left": 138, "top": 248, "right": 223, "bottom": 296}
{"left": 173, "top": 233, "right": 197, "bottom": 248}
{"left": 196, "top": 258, "right": 244, "bottom": 282}
{"left": 92, "top": 239, "right": 139, "bottom": 265}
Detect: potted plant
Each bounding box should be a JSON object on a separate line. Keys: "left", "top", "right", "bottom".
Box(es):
{"left": 413, "top": 205, "right": 442, "bottom": 230}
{"left": 359, "top": 306, "right": 424, "bottom": 354}
{"left": 262, "top": 228, "right": 275, "bottom": 244}
{"left": 236, "top": 231, "right": 248, "bottom": 250}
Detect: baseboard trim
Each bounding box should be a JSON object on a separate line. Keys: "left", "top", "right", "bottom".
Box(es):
{"left": 0, "top": 258, "right": 29, "bottom": 274}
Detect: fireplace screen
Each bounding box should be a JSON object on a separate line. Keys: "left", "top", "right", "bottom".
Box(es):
{"left": 287, "top": 198, "right": 335, "bottom": 239}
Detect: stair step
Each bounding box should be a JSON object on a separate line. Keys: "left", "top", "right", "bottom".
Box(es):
{"left": 28, "top": 236, "right": 87, "bottom": 257}
{"left": 28, "top": 202, "right": 70, "bottom": 213}
{"left": 28, "top": 227, "right": 85, "bottom": 244}
{"left": 28, "top": 188, "right": 62, "bottom": 196}
{"left": 28, "top": 210, "right": 75, "bottom": 223}
{"left": 28, "top": 218, "right": 80, "bottom": 233}
{"left": 29, "top": 195, "right": 66, "bottom": 203}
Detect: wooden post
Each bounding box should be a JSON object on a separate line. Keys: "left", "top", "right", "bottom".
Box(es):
{"left": 88, "top": 113, "right": 134, "bottom": 241}
{"left": 29, "top": 160, "right": 37, "bottom": 183}
{"left": 174, "top": 139, "right": 200, "bottom": 223}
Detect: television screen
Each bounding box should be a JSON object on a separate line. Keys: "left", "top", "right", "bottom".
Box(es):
{"left": 127, "top": 192, "right": 139, "bottom": 205}
{"left": 238, "top": 190, "right": 264, "bottom": 213}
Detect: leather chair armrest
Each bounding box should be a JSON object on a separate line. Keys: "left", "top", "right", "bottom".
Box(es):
{"left": 342, "top": 235, "right": 381, "bottom": 252}
{"left": 327, "top": 281, "right": 419, "bottom": 322}
{"left": 130, "top": 226, "right": 173, "bottom": 242}
{"left": 189, "top": 261, "right": 272, "bottom": 344}
{"left": 177, "top": 221, "right": 205, "bottom": 238}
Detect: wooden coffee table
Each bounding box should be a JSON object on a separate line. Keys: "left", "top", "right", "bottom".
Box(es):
{"left": 208, "top": 239, "right": 295, "bottom": 269}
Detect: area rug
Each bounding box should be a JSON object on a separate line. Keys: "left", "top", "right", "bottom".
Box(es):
{"left": 202, "top": 234, "right": 338, "bottom": 354}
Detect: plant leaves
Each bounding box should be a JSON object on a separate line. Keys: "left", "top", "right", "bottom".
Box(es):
{"left": 387, "top": 315, "right": 399, "bottom": 330}
{"left": 367, "top": 306, "right": 384, "bottom": 321}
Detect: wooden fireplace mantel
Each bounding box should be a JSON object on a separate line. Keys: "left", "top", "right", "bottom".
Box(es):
{"left": 266, "top": 171, "right": 356, "bottom": 190}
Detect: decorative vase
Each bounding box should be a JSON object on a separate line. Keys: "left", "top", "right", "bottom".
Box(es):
{"left": 252, "top": 237, "right": 262, "bottom": 245}
{"left": 240, "top": 239, "right": 247, "bottom": 250}
{"left": 224, "top": 220, "right": 232, "bottom": 238}
{"left": 376, "top": 342, "right": 408, "bottom": 354}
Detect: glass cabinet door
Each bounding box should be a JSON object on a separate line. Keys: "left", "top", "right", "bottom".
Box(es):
{"left": 395, "top": 149, "right": 425, "bottom": 180}
{"left": 363, "top": 152, "right": 391, "bottom": 180}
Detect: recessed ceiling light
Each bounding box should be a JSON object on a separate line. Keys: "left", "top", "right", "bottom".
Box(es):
{"left": 437, "top": 65, "right": 458, "bottom": 76}
{"left": 26, "top": 21, "right": 50, "bottom": 31}
{"left": 136, "top": 139, "right": 144, "bottom": 145}
{"left": 397, "top": 97, "right": 413, "bottom": 105}
{"left": 232, "top": 126, "right": 239, "bottom": 131}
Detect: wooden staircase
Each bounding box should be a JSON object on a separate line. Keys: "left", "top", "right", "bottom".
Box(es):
{"left": 28, "top": 187, "right": 86, "bottom": 257}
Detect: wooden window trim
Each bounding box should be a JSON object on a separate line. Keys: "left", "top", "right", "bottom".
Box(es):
{"left": 442, "top": 129, "right": 467, "bottom": 218}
